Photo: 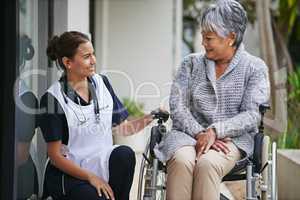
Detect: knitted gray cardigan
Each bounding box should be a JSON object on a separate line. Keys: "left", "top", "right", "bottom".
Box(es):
{"left": 154, "top": 44, "right": 270, "bottom": 162}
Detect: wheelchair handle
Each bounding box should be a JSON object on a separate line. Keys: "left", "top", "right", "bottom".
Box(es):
{"left": 258, "top": 103, "right": 271, "bottom": 134}
{"left": 151, "top": 109, "right": 169, "bottom": 123}
{"left": 259, "top": 104, "right": 270, "bottom": 115}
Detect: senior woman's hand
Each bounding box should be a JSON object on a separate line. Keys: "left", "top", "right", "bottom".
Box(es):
{"left": 195, "top": 128, "right": 216, "bottom": 158}
{"left": 210, "top": 137, "right": 231, "bottom": 154}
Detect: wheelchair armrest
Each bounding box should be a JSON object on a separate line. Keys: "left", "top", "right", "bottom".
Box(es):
{"left": 223, "top": 104, "right": 270, "bottom": 183}
{"left": 223, "top": 132, "right": 266, "bottom": 182}
{"left": 222, "top": 154, "right": 250, "bottom": 182}
{"left": 222, "top": 173, "right": 247, "bottom": 182}
{"left": 253, "top": 132, "right": 264, "bottom": 173}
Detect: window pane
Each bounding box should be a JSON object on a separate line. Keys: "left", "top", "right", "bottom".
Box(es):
{"left": 16, "top": 0, "right": 39, "bottom": 199}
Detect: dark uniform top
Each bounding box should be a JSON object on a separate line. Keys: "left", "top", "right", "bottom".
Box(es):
{"left": 39, "top": 74, "right": 129, "bottom": 145}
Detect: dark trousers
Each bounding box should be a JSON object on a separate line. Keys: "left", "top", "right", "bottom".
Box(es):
{"left": 43, "top": 145, "right": 136, "bottom": 200}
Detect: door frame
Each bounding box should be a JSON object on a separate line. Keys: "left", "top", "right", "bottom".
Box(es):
{"left": 1, "top": 0, "right": 19, "bottom": 199}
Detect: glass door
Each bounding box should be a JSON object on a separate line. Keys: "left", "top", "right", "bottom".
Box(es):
{"left": 16, "top": 0, "right": 49, "bottom": 199}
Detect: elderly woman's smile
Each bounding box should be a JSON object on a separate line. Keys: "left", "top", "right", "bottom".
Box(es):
{"left": 201, "top": 31, "right": 236, "bottom": 63}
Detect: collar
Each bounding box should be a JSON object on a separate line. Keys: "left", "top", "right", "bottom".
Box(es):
{"left": 204, "top": 43, "right": 245, "bottom": 85}
{"left": 59, "top": 75, "right": 94, "bottom": 105}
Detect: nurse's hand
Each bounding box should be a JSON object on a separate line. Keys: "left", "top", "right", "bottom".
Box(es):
{"left": 88, "top": 173, "right": 115, "bottom": 200}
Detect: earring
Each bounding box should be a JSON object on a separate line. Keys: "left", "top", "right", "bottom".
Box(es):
{"left": 229, "top": 42, "right": 233, "bottom": 46}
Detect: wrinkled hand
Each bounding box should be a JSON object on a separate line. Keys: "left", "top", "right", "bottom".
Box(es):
{"left": 210, "top": 137, "right": 231, "bottom": 154}
{"left": 195, "top": 128, "right": 216, "bottom": 158}
{"left": 88, "top": 173, "right": 115, "bottom": 200}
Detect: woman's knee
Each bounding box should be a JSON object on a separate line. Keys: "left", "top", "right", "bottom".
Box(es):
{"left": 168, "top": 146, "right": 196, "bottom": 171}
{"left": 195, "top": 155, "right": 223, "bottom": 177}
{"left": 67, "top": 184, "right": 108, "bottom": 200}
{"left": 110, "top": 145, "right": 136, "bottom": 170}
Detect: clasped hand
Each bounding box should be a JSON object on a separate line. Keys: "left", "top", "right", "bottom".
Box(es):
{"left": 195, "top": 128, "right": 231, "bottom": 159}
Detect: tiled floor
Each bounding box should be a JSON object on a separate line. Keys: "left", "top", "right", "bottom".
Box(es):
{"left": 225, "top": 181, "right": 246, "bottom": 200}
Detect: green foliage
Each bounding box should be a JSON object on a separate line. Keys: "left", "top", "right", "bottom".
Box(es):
{"left": 240, "top": 0, "right": 256, "bottom": 24}
{"left": 183, "top": 0, "right": 256, "bottom": 23}
{"left": 278, "top": 121, "right": 300, "bottom": 149}
{"left": 288, "top": 67, "right": 300, "bottom": 102}
{"left": 278, "top": 67, "right": 300, "bottom": 149}
{"left": 122, "top": 98, "right": 144, "bottom": 118}
{"left": 277, "top": 0, "right": 299, "bottom": 42}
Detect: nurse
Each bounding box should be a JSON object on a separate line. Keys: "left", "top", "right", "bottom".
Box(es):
{"left": 39, "top": 31, "right": 154, "bottom": 200}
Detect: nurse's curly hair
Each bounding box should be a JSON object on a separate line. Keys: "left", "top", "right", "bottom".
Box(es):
{"left": 47, "top": 31, "right": 90, "bottom": 71}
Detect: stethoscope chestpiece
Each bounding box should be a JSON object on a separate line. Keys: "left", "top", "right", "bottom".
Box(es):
{"left": 95, "top": 113, "right": 100, "bottom": 123}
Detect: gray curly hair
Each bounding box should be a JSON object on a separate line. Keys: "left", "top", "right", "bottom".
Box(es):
{"left": 200, "top": 0, "right": 248, "bottom": 47}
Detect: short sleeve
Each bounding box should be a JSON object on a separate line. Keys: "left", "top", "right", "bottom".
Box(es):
{"left": 101, "top": 75, "right": 129, "bottom": 126}
{"left": 39, "top": 92, "right": 68, "bottom": 143}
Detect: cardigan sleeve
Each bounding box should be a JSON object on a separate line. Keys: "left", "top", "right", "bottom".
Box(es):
{"left": 209, "top": 59, "right": 270, "bottom": 139}
{"left": 169, "top": 55, "right": 206, "bottom": 137}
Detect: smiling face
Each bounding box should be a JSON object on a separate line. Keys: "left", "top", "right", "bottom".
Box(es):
{"left": 63, "top": 41, "right": 96, "bottom": 80}
{"left": 201, "top": 31, "right": 235, "bottom": 61}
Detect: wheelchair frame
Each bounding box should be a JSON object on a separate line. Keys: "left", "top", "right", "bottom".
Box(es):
{"left": 137, "top": 105, "right": 277, "bottom": 200}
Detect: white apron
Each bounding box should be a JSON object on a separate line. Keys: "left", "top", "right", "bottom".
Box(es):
{"left": 48, "top": 74, "right": 116, "bottom": 182}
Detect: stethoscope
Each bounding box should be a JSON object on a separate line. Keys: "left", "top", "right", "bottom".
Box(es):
{"left": 60, "top": 76, "right": 105, "bottom": 125}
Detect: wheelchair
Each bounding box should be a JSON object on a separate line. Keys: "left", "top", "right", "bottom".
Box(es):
{"left": 137, "top": 105, "right": 277, "bottom": 200}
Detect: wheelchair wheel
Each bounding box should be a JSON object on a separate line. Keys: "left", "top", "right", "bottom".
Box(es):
{"left": 137, "top": 139, "right": 166, "bottom": 200}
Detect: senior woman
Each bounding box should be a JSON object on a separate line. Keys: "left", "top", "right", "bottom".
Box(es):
{"left": 154, "top": 0, "right": 270, "bottom": 199}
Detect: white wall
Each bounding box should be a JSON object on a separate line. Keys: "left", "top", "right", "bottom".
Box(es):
{"left": 94, "top": 0, "right": 182, "bottom": 152}
{"left": 95, "top": 0, "right": 180, "bottom": 113}
{"left": 49, "top": 0, "right": 90, "bottom": 84}
{"left": 67, "top": 0, "right": 90, "bottom": 35}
